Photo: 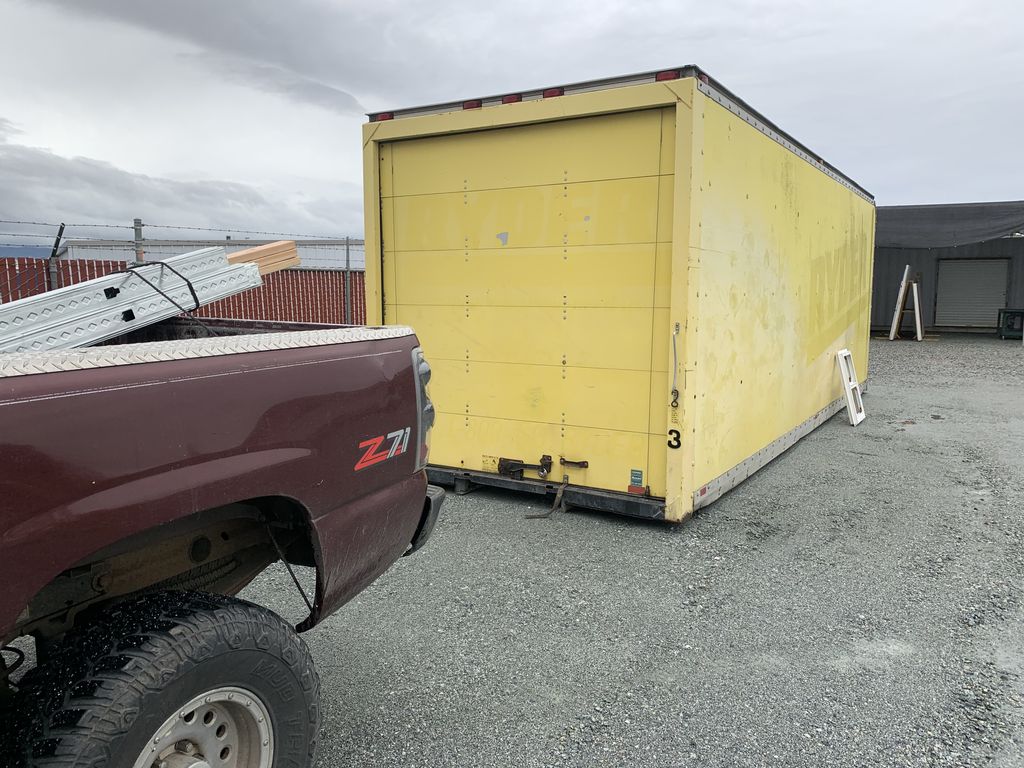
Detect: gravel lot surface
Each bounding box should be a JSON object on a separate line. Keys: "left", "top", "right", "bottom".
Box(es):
{"left": 245, "top": 336, "right": 1024, "bottom": 768}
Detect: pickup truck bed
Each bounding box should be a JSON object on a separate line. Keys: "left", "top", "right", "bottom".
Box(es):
{"left": 0, "top": 319, "right": 441, "bottom": 766}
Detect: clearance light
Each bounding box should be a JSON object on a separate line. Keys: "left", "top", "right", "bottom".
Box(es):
{"left": 655, "top": 69, "right": 680, "bottom": 81}
{"left": 463, "top": 99, "right": 482, "bottom": 110}
{"left": 371, "top": 112, "right": 394, "bottom": 122}
{"left": 501, "top": 94, "right": 523, "bottom": 104}
{"left": 542, "top": 87, "right": 564, "bottom": 98}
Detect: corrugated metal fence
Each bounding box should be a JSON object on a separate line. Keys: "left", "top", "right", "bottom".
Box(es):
{"left": 0, "top": 258, "right": 49, "bottom": 303}
{"left": 196, "top": 268, "right": 366, "bottom": 325}
{"left": 1, "top": 257, "right": 365, "bottom": 325}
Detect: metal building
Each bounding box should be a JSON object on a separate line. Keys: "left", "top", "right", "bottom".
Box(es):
{"left": 872, "top": 201, "right": 1024, "bottom": 332}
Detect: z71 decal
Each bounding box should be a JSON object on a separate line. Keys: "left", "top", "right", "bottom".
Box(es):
{"left": 354, "top": 427, "right": 412, "bottom": 471}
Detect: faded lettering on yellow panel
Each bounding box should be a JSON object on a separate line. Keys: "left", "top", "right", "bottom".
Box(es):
{"left": 689, "top": 94, "right": 875, "bottom": 488}
{"left": 805, "top": 222, "right": 873, "bottom": 362}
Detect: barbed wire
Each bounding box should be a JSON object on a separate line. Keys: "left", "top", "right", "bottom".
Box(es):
{"left": 0, "top": 245, "right": 361, "bottom": 254}
{"left": 0, "top": 219, "right": 355, "bottom": 239}
{"left": 66, "top": 223, "right": 134, "bottom": 229}
{"left": 0, "top": 219, "right": 61, "bottom": 228}
{"left": 0, "top": 232, "right": 139, "bottom": 242}
{"left": 0, "top": 243, "right": 136, "bottom": 249}
{"left": 0, "top": 219, "right": 133, "bottom": 229}
{"left": 143, "top": 223, "right": 349, "bottom": 239}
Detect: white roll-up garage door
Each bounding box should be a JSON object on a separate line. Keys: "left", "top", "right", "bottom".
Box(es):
{"left": 935, "top": 259, "right": 1008, "bottom": 327}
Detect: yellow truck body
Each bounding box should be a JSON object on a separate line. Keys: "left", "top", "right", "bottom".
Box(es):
{"left": 362, "top": 67, "right": 875, "bottom": 522}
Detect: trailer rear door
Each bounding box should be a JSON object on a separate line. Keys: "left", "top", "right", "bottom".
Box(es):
{"left": 379, "top": 108, "right": 675, "bottom": 496}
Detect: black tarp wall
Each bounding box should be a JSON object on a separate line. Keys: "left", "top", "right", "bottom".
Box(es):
{"left": 872, "top": 202, "right": 1024, "bottom": 330}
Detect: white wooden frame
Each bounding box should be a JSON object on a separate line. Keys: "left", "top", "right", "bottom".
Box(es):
{"left": 836, "top": 349, "right": 865, "bottom": 426}
{"left": 888, "top": 264, "right": 923, "bottom": 341}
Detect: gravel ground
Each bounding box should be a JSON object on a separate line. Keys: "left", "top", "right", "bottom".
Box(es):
{"left": 243, "top": 335, "right": 1024, "bottom": 768}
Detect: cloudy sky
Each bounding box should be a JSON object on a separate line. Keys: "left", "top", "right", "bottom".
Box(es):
{"left": 0, "top": 0, "right": 1021, "bottom": 247}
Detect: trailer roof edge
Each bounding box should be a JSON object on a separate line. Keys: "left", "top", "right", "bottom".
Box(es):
{"left": 367, "top": 65, "right": 874, "bottom": 203}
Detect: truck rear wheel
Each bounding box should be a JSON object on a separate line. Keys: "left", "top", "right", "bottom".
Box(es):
{"left": 12, "top": 591, "right": 319, "bottom": 767}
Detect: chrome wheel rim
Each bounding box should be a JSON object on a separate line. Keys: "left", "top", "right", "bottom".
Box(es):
{"left": 134, "top": 686, "right": 273, "bottom": 768}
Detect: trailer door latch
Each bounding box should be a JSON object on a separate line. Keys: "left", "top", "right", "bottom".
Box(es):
{"left": 559, "top": 457, "right": 589, "bottom": 469}
{"left": 498, "top": 455, "right": 553, "bottom": 480}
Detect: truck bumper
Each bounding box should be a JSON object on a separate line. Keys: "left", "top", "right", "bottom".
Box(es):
{"left": 406, "top": 484, "right": 445, "bottom": 555}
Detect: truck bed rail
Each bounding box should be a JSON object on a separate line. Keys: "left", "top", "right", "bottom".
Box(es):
{"left": 0, "top": 326, "right": 414, "bottom": 378}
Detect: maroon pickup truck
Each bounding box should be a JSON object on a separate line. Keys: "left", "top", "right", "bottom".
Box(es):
{"left": 0, "top": 321, "right": 442, "bottom": 767}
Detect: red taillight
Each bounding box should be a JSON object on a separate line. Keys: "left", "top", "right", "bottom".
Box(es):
{"left": 542, "top": 87, "right": 564, "bottom": 98}
{"left": 655, "top": 69, "right": 680, "bottom": 81}
{"left": 463, "top": 99, "right": 482, "bottom": 110}
{"left": 371, "top": 112, "right": 394, "bottom": 122}
{"left": 501, "top": 94, "right": 522, "bottom": 104}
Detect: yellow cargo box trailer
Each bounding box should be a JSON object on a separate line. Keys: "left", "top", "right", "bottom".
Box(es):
{"left": 362, "top": 66, "right": 875, "bottom": 523}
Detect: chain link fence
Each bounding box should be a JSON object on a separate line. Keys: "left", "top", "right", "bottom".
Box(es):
{"left": 0, "top": 220, "right": 367, "bottom": 326}
{"left": 1, "top": 256, "right": 366, "bottom": 325}
{"left": 0, "top": 257, "right": 51, "bottom": 304}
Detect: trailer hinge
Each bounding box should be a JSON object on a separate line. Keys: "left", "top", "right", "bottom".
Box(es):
{"left": 559, "top": 457, "right": 589, "bottom": 469}
{"left": 498, "top": 454, "right": 553, "bottom": 480}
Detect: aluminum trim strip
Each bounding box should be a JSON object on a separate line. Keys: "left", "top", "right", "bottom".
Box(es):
{"left": 0, "top": 247, "right": 263, "bottom": 354}
{"left": 692, "top": 395, "right": 848, "bottom": 510}
{"left": 380, "top": 71, "right": 667, "bottom": 121}
{"left": 0, "top": 247, "right": 226, "bottom": 323}
{"left": 694, "top": 81, "right": 873, "bottom": 203}
{"left": 0, "top": 263, "right": 262, "bottom": 354}
{"left": 368, "top": 65, "right": 872, "bottom": 201}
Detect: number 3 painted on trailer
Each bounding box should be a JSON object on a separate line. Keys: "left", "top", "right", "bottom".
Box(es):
{"left": 667, "top": 429, "right": 681, "bottom": 449}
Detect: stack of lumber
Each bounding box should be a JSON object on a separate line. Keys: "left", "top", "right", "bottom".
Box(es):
{"left": 226, "top": 240, "right": 301, "bottom": 275}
